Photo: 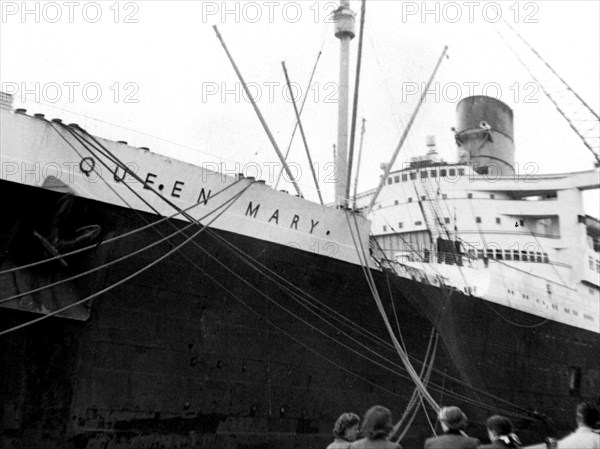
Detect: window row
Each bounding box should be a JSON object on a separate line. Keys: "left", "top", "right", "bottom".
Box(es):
{"left": 468, "top": 248, "right": 550, "bottom": 263}
{"left": 386, "top": 167, "right": 467, "bottom": 185}
{"left": 384, "top": 216, "right": 506, "bottom": 231}
{"left": 507, "top": 290, "right": 594, "bottom": 321}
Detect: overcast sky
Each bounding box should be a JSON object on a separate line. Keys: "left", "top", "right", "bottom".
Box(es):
{"left": 1, "top": 1, "right": 599, "bottom": 211}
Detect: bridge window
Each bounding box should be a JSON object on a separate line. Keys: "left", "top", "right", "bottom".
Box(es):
{"left": 490, "top": 194, "right": 495, "bottom": 199}
{"left": 415, "top": 221, "right": 422, "bottom": 226}
{"left": 442, "top": 194, "right": 448, "bottom": 199}
{"left": 410, "top": 173, "right": 417, "bottom": 180}
{"left": 496, "top": 217, "right": 501, "bottom": 224}
{"left": 543, "top": 253, "right": 549, "bottom": 263}
{"left": 408, "top": 197, "right": 412, "bottom": 203}
{"left": 495, "top": 249, "right": 503, "bottom": 260}
{"left": 430, "top": 169, "right": 437, "bottom": 178}
{"left": 476, "top": 217, "right": 482, "bottom": 224}
{"left": 477, "top": 249, "right": 484, "bottom": 259}
{"left": 504, "top": 249, "right": 512, "bottom": 261}
{"left": 398, "top": 222, "right": 403, "bottom": 229}
{"left": 387, "top": 178, "right": 392, "bottom": 185}
{"left": 590, "top": 257, "right": 594, "bottom": 270}
{"left": 487, "top": 248, "right": 494, "bottom": 259}
{"left": 513, "top": 250, "right": 520, "bottom": 261}
{"left": 421, "top": 196, "right": 426, "bottom": 201}
{"left": 421, "top": 171, "right": 428, "bottom": 179}
{"left": 468, "top": 193, "right": 473, "bottom": 199}
{"left": 444, "top": 217, "right": 450, "bottom": 224}
{"left": 449, "top": 168, "right": 456, "bottom": 176}
{"left": 402, "top": 174, "right": 408, "bottom": 182}
{"left": 394, "top": 175, "right": 400, "bottom": 183}
{"left": 521, "top": 251, "right": 528, "bottom": 262}
{"left": 536, "top": 252, "right": 542, "bottom": 263}
{"left": 458, "top": 168, "right": 465, "bottom": 176}
{"left": 383, "top": 225, "right": 387, "bottom": 232}
{"left": 440, "top": 169, "right": 447, "bottom": 177}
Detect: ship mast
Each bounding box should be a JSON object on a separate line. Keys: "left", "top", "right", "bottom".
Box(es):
{"left": 333, "top": 1, "right": 356, "bottom": 207}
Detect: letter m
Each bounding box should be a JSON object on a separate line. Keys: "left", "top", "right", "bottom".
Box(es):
{"left": 245, "top": 202, "right": 260, "bottom": 218}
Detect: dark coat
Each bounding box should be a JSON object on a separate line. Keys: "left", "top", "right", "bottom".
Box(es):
{"left": 424, "top": 432, "right": 480, "bottom": 449}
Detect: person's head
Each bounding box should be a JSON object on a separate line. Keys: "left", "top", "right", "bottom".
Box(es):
{"left": 576, "top": 402, "right": 599, "bottom": 429}
{"left": 361, "top": 405, "right": 393, "bottom": 440}
{"left": 438, "top": 406, "right": 468, "bottom": 432}
{"left": 486, "top": 415, "right": 513, "bottom": 441}
{"left": 333, "top": 412, "right": 360, "bottom": 441}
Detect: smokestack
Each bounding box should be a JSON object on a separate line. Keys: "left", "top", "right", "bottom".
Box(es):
{"left": 455, "top": 96, "right": 515, "bottom": 175}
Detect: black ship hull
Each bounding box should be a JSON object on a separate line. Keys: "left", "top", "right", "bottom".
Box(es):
{"left": 1, "top": 180, "right": 598, "bottom": 449}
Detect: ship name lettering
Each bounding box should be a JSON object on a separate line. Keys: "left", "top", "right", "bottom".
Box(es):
{"left": 246, "top": 201, "right": 260, "bottom": 218}
{"left": 290, "top": 214, "right": 300, "bottom": 230}
{"left": 144, "top": 172, "right": 157, "bottom": 190}
{"left": 113, "top": 166, "right": 127, "bottom": 183}
{"left": 171, "top": 181, "right": 184, "bottom": 198}
{"left": 269, "top": 209, "right": 279, "bottom": 224}
{"left": 197, "top": 188, "right": 212, "bottom": 205}
{"left": 310, "top": 219, "right": 319, "bottom": 234}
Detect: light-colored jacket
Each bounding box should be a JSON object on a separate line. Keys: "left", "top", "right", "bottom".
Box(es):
{"left": 558, "top": 427, "right": 600, "bottom": 449}
{"left": 327, "top": 439, "right": 352, "bottom": 449}
{"left": 349, "top": 437, "right": 401, "bottom": 449}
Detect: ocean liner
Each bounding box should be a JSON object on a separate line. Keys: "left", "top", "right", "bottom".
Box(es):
{"left": 1, "top": 2, "right": 599, "bottom": 449}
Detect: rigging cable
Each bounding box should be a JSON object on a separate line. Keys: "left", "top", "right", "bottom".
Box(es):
{"left": 0, "top": 183, "right": 250, "bottom": 336}
{"left": 64, "top": 123, "right": 541, "bottom": 420}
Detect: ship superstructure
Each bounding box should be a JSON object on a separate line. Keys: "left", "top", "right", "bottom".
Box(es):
{"left": 358, "top": 96, "right": 600, "bottom": 333}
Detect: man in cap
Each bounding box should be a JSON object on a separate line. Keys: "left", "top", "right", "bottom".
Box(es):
{"left": 424, "top": 406, "right": 480, "bottom": 449}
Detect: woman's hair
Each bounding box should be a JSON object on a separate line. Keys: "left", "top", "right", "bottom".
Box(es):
{"left": 333, "top": 412, "right": 360, "bottom": 439}
{"left": 487, "top": 415, "right": 521, "bottom": 447}
{"left": 361, "top": 405, "right": 393, "bottom": 440}
{"left": 486, "top": 415, "right": 513, "bottom": 436}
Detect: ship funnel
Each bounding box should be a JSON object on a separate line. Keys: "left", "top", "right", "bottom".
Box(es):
{"left": 455, "top": 96, "right": 515, "bottom": 175}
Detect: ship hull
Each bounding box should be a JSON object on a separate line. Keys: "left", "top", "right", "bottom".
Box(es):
{"left": 1, "top": 180, "right": 598, "bottom": 449}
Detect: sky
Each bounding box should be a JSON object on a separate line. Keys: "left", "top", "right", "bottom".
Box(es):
{"left": 1, "top": 0, "right": 599, "bottom": 212}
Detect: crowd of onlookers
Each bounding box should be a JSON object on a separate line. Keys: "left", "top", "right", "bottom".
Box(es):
{"left": 326, "top": 402, "right": 600, "bottom": 449}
